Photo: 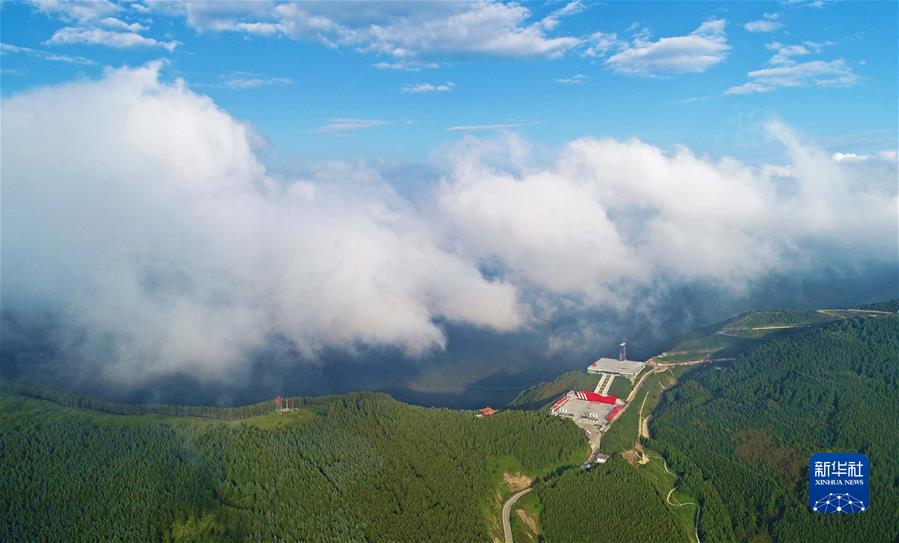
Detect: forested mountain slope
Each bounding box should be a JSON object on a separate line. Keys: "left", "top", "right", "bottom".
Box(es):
{"left": 649, "top": 316, "right": 899, "bottom": 542}
{"left": 1, "top": 391, "right": 586, "bottom": 542}
{"left": 3, "top": 311, "right": 896, "bottom": 543}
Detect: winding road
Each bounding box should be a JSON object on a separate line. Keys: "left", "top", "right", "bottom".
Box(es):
{"left": 500, "top": 356, "right": 720, "bottom": 543}
{"left": 502, "top": 487, "right": 533, "bottom": 543}
{"left": 656, "top": 455, "right": 701, "bottom": 543}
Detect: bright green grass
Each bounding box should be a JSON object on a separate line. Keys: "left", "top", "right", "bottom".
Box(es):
{"left": 724, "top": 309, "right": 834, "bottom": 329}
{"left": 510, "top": 490, "right": 541, "bottom": 543}
{"left": 601, "top": 371, "right": 672, "bottom": 455}
{"left": 0, "top": 393, "right": 203, "bottom": 429}
{"left": 655, "top": 333, "right": 758, "bottom": 362}
{"left": 507, "top": 371, "right": 599, "bottom": 410}
{"left": 606, "top": 374, "right": 633, "bottom": 398}
{"left": 656, "top": 309, "right": 844, "bottom": 363}
{"left": 0, "top": 392, "right": 315, "bottom": 432}
{"left": 638, "top": 451, "right": 698, "bottom": 542}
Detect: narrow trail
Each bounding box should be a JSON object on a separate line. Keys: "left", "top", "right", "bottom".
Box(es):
{"left": 817, "top": 308, "right": 892, "bottom": 316}
{"left": 654, "top": 454, "right": 701, "bottom": 543}
{"left": 502, "top": 487, "right": 532, "bottom": 543}
{"left": 637, "top": 390, "right": 649, "bottom": 446}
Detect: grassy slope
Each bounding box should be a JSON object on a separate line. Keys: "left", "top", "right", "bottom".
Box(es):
{"left": 655, "top": 309, "right": 841, "bottom": 363}
{"left": 606, "top": 374, "right": 634, "bottom": 399}
{"left": 510, "top": 491, "right": 541, "bottom": 543}
{"left": 599, "top": 370, "right": 675, "bottom": 455}
{"left": 506, "top": 370, "right": 599, "bottom": 410}
{"left": 723, "top": 309, "right": 835, "bottom": 329}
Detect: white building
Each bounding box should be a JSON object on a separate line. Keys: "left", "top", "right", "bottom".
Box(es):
{"left": 586, "top": 357, "right": 644, "bottom": 378}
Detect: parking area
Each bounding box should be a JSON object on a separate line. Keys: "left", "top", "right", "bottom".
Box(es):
{"left": 555, "top": 396, "right": 616, "bottom": 421}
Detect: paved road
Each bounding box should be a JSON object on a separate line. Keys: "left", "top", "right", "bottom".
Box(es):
{"left": 502, "top": 487, "right": 533, "bottom": 543}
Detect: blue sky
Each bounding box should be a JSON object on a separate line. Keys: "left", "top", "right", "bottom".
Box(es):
{"left": 2, "top": 1, "right": 896, "bottom": 167}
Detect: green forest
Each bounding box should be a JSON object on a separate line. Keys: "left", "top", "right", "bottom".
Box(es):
{"left": 854, "top": 299, "right": 899, "bottom": 312}
{"left": 649, "top": 315, "right": 899, "bottom": 542}
{"left": 536, "top": 457, "right": 686, "bottom": 543}
{"left": 1, "top": 390, "right": 586, "bottom": 542}
{"left": 509, "top": 309, "right": 898, "bottom": 543}
{"left": 3, "top": 309, "right": 897, "bottom": 543}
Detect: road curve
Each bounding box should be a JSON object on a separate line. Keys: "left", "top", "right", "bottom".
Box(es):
{"left": 658, "top": 455, "right": 701, "bottom": 543}
{"left": 502, "top": 487, "right": 533, "bottom": 543}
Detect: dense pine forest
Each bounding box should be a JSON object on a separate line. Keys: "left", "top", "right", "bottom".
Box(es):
{"left": 2, "top": 310, "right": 896, "bottom": 543}
{"left": 1, "top": 390, "right": 586, "bottom": 542}
{"left": 536, "top": 458, "right": 687, "bottom": 543}
{"left": 649, "top": 315, "right": 899, "bottom": 542}
{"left": 508, "top": 310, "right": 898, "bottom": 543}
{"left": 854, "top": 299, "right": 899, "bottom": 312}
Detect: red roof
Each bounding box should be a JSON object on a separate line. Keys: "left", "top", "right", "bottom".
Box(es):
{"left": 480, "top": 407, "right": 496, "bottom": 416}
{"left": 606, "top": 405, "right": 624, "bottom": 421}
{"left": 575, "top": 391, "right": 617, "bottom": 404}
{"left": 550, "top": 396, "right": 570, "bottom": 412}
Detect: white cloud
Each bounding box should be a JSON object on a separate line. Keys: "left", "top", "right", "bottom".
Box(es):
{"left": 149, "top": 1, "right": 581, "bottom": 59}
{"left": 782, "top": 0, "right": 825, "bottom": 8}
{"left": 556, "top": 73, "right": 588, "bottom": 84}
{"left": 222, "top": 76, "right": 293, "bottom": 90}
{"left": 2, "top": 63, "right": 894, "bottom": 388}
{"left": 833, "top": 151, "right": 897, "bottom": 163}
{"left": 47, "top": 27, "right": 178, "bottom": 51}
{"left": 1, "top": 63, "right": 523, "bottom": 385}
{"left": 372, "top": 60, "right": 440, "bottom": 71}
{"left": 1, "top": 42, "right": 94, "bottom": 65}
{"left": 402, "top": 81, "right": 454, "bottom": 94}
{"left": 605, "top": 19, "right": 730, "bottom": 76}
{"left": 539, "top": 0, "right": 584, "bottom": 31}
{"left": 30, "top": 0, "right": 121, "bottom": 22}
{"left": 744, "top": 13, "right": 783, "bottom": 33}
{"left": 32, "top": 0, "right": 173, "bottom": 52}
{"left": 832, "top": 152, "right": 870, "bottom": 162}
{"left": 100, "top": 17, "right": 146, "bottom": 32}
{"left": 322, "top": 1, "right": 581, "bottom": 58}
{"left": 316, "top": 118, "right": 397, "bottom": 134}
{"left": 437, "top": 124, "right": 896, "bottom": 300}
{"left": 726, "top": 41, "right": 857, "bottom": 94}
{"left": 582, "top": 31, "right": 620, "bottom": 58}
{"left": 765, "top": 40, "right": 828, "bottom": 64}
{"left": 446, "top": 122, "right": 535, "bottom": 132}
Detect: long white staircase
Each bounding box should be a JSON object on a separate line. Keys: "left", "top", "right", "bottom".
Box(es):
{"left": 593, "top": 373, "right": 616, "bottom": 395}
